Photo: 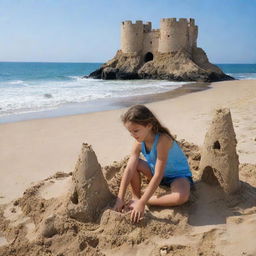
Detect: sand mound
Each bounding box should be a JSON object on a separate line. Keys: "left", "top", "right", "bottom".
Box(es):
{"left": 199, "top": 108, "right": 240, "bottom": 194}
{"left": 67, "top": 143, "right": 114, "bottom": 223}
{"left": 1, "top": 134, "right": 256, "bottom": 255}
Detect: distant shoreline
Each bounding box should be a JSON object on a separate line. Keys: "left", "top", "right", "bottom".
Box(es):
{"left": 0, "top": 82, "right": 210, "bottom": 124}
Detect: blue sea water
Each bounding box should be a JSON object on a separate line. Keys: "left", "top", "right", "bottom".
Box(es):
{"left": 216, "top": 64, "right": 256, "bottom": 80}
{"left": 0, "top": 62, "right": 255, "bottom": 123}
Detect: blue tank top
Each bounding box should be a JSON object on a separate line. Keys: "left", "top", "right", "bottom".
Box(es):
{"left": 141, "top": 133, "right": 192, "bottom": 178}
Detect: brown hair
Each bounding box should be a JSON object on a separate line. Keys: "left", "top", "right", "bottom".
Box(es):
{"left": 121, "top": 105, "right": 175, "bottom": 140}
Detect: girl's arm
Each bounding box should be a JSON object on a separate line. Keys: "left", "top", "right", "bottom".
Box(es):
{"left": 140, "top": 135, "right": 172, "bottom": 204}
{"left": 130, "top": 135, "right": 172, "bottom": 222}
{"left": 113, "top": 142, "right": 141, "bottom": 211}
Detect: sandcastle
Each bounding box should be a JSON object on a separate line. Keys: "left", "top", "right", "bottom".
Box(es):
{"left": 199, "top": 108, "right": 240, "bottom": 194}
{"left": 67, "top": 143, "right": 114, "bottom": 222}
{"left": 88, "top": 18, "right": 233, "bottom": 82}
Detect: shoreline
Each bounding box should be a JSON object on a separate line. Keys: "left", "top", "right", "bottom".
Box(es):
{"left": 0, "top": 79, "right": 255, "bottom": 204}
{"left": 0, "top": 81, "right": 210, "bottom": 124}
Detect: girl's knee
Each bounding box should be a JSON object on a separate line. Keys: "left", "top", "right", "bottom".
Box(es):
{"left": 173, "top": 191, "right": 190, "bottom": 205}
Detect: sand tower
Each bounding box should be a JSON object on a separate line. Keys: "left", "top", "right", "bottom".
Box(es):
{"left": 67, "top": 143, "right": 114, "bottom": 222}
{"left": 199, "top": 108, "right": 240, "bottom": 194}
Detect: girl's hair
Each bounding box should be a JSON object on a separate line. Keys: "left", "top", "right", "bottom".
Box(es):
{"left": 121, "top": 105, "right": 175, "bottom": 140}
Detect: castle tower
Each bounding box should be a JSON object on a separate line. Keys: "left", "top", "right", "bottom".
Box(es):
{"left": 199, "top": 108, "right": 240, "bottom": 194}
{"left": 188, "top": 18, "right": 198, "bottom": 50}
{"left": 67, "top": 143, "right": 114, "bottom": 222}
{"left": 158, "top": 18, "right": 189, "bottom": 53}
{"left": 121, "top": 20, "right": 144, "bottom": 53}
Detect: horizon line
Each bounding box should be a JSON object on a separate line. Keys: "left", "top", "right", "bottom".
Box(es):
{"left": 0, "top": 61, "right": 255, "bottom": 65}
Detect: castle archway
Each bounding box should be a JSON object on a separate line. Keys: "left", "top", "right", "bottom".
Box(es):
{"left": 144, "top": 52, "right": 153, "bottom": 63}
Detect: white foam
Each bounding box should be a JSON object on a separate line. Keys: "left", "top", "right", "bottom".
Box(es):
{"left": 8, "top": 80, "right": 24, "bottom": 85}
{"left": 229, "top": 73, "right": 256, "bottom": 80}
{"left": 0, "top": 78, "right": 188, "bottom": 116}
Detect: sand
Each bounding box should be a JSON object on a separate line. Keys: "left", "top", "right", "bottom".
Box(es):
{"left": 0, "top": 79, "right": 255, "bottom": 204}
{"left": 0, "top": 79, "right": 256, "bottom": 255}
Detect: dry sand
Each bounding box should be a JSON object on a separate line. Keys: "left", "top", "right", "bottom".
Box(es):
{"left": 0, "top": 79, "right": 255, "bottom": 204}
{"left": 0, "top": 79, "right": 256, "bottom": 256}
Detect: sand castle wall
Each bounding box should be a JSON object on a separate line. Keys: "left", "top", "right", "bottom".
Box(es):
{"left": 199, "top": 108, "right": 240, "bottom": 194}
{"left": 121, "top": 18, "right": 198, "bottom": 55}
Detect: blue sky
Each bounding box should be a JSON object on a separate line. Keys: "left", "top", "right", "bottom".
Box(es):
{"left": 0, "top": 0, "right": 255, "bottom": 63}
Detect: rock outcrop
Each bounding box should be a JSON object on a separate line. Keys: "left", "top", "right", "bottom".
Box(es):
{"left": 67, "top": 143, "right": 114, "bottom": 222}
{"left": 199, "top": 108, "right": 240, "bottom": 194}
{"left": 88, "top": 49, "right": 233, "bottom": 82}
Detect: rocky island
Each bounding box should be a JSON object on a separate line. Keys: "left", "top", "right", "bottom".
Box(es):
{"left": 88, "top": 18, "right": 233, "bottom": 82}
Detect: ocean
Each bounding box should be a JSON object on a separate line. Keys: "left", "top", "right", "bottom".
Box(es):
{"left": 0, "top": 62, "right": 255, "bottom": 123}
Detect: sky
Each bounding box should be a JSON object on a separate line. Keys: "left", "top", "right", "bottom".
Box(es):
{"left": 0, "top": 0, "right": 255, "bottom": 63}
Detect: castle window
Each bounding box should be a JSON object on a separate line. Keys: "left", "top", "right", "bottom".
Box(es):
{"left": 150, "top": 41, "right": 152, "bottom": 44}
{"left": 144, "top": 52, "right": 154, "bottom": 63}
{"left": 168, "top": 35, "right": 170, "bottom": 37}
{"left": 213, "top": 141, "right": 221, "bottom": 150}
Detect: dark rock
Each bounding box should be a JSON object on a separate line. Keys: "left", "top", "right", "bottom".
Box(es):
{"left": 102, "top": 67, "right": 118, "bottom": 79}
{"left": 88, "top": 67, "right": 104, "bottom": 79}
{"left": 87, "top": 49, "right": 234, "bottom": 82}
{"left": 44, "top": 93, "right": 53, "bottom": 98}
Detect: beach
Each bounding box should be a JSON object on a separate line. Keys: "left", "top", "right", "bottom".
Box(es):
{"left": 0, "top": 79, "right": 255, "bottom": 203}
{"left": 0, "top": 79, "right": 256, "bottom": 256}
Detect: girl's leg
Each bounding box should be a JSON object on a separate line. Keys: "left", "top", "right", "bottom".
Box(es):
{"left": 147, "top": 177, "right": 190, "bottom": 206}
{"left": 130, "top": 159, "right": 153, "bottom": 200}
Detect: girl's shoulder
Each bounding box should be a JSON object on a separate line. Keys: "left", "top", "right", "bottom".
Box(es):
{"left": 157, "top": 133, "right": 173, "bottom": 152}
{"left": 158, "top": 133, "right": 174, "bottom": 143}
{"left": 131, "top": 141, "right": 142, "bottom": 155}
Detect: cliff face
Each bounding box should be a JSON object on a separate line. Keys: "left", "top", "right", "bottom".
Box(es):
{"left": 88, "top": 48, "right": 233, "bottom": 82}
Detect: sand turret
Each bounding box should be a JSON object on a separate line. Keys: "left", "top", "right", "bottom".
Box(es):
{"left": 67, "top": 143, "right": 114, "bottom": 222}
{"left": 199, "top": 108, "right": 240, "bottom": 194}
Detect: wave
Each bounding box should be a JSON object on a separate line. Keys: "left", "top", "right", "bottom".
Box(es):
{"left": 0, "top": 78, "right": 187, "bottom": 117}
{"left": 228, "top": 73, "right": 256, "bottom": 80}
{"left": 8, "top": 80, "right": 25, "bottom": 85}
{"left": 0, "top": 80, "right": 28, "bottom": 88}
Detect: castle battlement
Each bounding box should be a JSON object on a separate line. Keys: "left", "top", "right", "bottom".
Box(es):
{"left": 160, "top": 18, "right": 196, "bottom": 27}
{"left": 122, "top": 20, "right": 132, "bottom": 25}
{"left": 121, "top": 17, "right": 198, "bottom": 55}
{"left": 122, "top": 20, "right": 148, "bottom": 26}
{"left": 189, "top": 18, "right": 195, "bottom": 26}
{"left": 161, "top": 18, "right": 177, "bottom": 22}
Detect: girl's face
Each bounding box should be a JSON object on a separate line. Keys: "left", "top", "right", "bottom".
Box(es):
{"left": 124, "top": 121, "right": 153, "bottom": 142}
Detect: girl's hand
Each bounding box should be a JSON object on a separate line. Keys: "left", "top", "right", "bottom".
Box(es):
{"left": 130, "top": 200, "right": 145, "bottom": 223}
{"left": 113, "top": 197, "right": 125, "bottom": 212}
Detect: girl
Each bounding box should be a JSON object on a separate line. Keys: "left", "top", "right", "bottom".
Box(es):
{"left": 113, "top": 105, "right": 193, "bottom": 223}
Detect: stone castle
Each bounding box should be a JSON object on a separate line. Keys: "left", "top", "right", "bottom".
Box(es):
{"left": 88, "top": 18, "right": 233, "bottom": 82}
{"left": 121, "top": 18, "right": 198, "bottom": 61}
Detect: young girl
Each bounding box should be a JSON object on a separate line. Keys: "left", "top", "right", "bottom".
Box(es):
{"left": 113, "top": 105, "right": 193, "bottom": 223}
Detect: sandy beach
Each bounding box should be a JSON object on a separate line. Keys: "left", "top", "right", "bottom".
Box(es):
{"left": 0, "top": 79, "right": 255, "bottom": 204}
{"left": 0, "top": 79, "right": 256, "bottom": 256}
